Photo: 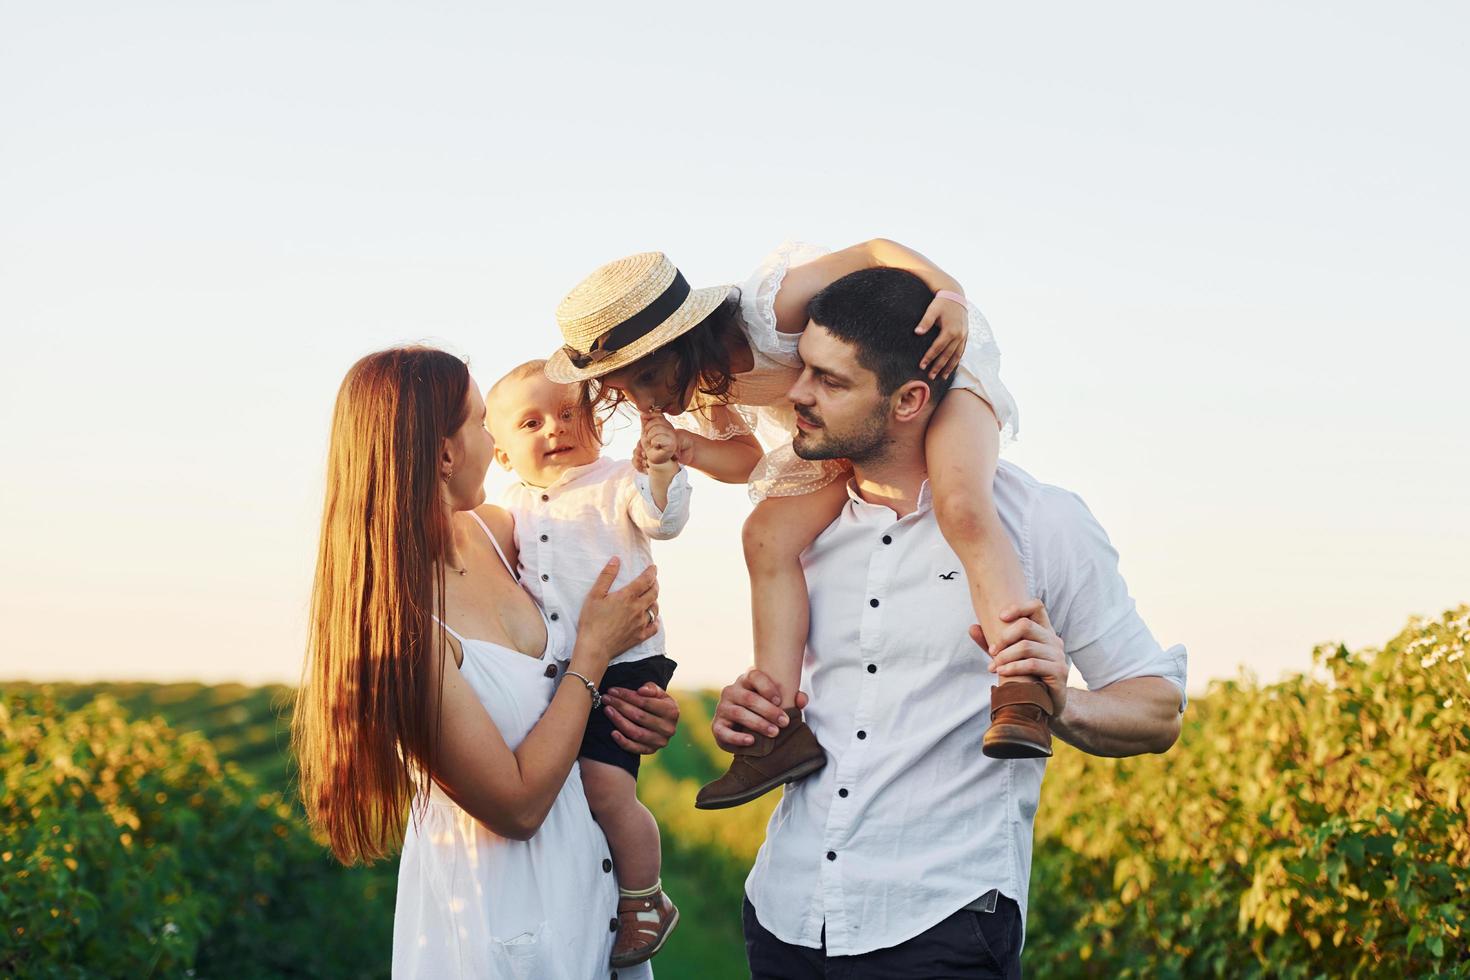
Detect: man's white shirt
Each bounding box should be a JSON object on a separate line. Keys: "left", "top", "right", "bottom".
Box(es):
{"left": 501, "top": 456, "right": 691, "bottom": 665}
{"left": 744, "top": 461, "right": 1188, "bottom": 956}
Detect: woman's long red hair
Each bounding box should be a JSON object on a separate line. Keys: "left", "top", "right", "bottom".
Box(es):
{"left": 293, "top": 346, "right": 470, "bottom": 864}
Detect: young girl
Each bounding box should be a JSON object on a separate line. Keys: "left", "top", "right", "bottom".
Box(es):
{"left": 546, "top": 241, "right": 1050, "bottom": 810}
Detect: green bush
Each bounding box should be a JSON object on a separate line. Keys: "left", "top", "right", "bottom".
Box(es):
{"left": 1027, "top": 606, "right": 1470, "bottom": 977}
{"left": 0, "top": 689, "right": 392, "bottom": 978}
{"left": 5, "top": 606, "right": 1465, "bottom": 977}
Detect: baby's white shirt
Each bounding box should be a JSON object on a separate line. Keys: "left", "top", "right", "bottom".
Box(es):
{"left": 501, "top": 455, "right": 691, "bottom": 666}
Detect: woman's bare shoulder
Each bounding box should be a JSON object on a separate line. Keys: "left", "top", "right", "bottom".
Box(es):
{"left": 472, "top": 502, "right": 514, "bottom": 534}
{"left": 471, "top": 504, "right": 518, "bottom": 564}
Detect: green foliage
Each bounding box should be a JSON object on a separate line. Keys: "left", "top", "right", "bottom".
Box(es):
{"left": 0, "top": 688, "right": 392, "bottom": 978}
{"left": 1026, "top": 606, "right": 1470, "bottom": 977}
{"left": 638, "top": 692, "right": 763, "bottom": 980}
{"left": 4, "top": 607, "right": 1466, "bottom": 977}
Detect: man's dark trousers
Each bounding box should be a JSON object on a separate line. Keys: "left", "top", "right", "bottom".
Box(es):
{"left": 743, "top": 895, "right": 1023, "bottom": 979}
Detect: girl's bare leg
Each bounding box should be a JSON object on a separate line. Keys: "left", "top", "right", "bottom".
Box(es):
{"left": 926, "top": 390, "right": 1028, "bottom": 658}
{"left": 928, "top": 389, "right": 1052, "bottom": 755}
{"left": 694, "top": 478, "right": 846, "bottom": 809}
{"left": 741, "top": 478, "right": 851, "bottom": 704}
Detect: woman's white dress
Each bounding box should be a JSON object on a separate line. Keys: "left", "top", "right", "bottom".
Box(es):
{"left": 392, "top": 514, "right": 653, "bottom": 980}
{"left": 672, "top": 241, "right": 1020, "bottom": 502}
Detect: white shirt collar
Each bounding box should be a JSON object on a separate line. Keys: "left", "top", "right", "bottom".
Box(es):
{"left": 842, "top": 475, "right": 935, "bottom": 518}
{"left": 520, "top": 456, "right": 611, "bottom": 495}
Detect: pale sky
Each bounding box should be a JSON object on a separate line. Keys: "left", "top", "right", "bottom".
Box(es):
{"left": 2, "top": 2, "right": 1466, "bottom": 692}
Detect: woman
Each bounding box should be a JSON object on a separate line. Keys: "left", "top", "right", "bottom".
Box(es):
{"left": 293, "top": 346, "right": 677, "bottom": 978}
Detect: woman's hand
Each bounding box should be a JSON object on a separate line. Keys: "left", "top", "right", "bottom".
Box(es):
{"left": 914, "top": 291, "right": 968, "bottom": 380}
{"left": 602, "top": 683, "right": 680, "bottom": 754}
{"left": 573, "top": 558, "right": 659, "bottom": 670}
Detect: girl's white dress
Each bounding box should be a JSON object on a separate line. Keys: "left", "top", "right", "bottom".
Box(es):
{"left": 672, "top": 242, "right": 1019, "bottom": 502}
{"left": 392, "top": 513, "right": 653, "bottom": 980}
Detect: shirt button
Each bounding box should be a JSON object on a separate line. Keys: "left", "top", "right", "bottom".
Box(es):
{"left": 541, "top": 494, "right": 550, "bottom": 502}
{"left": 602, "top": 858, "right": 613, "bottom": 872}
{"left": 543, "top": 664, "right": 557, "bottom": 678}
{"left": 539, "top": 533, "right": 549, "bottom": 542}
{"left": 882, "top": 534, "right": 892, "bottom": 545}
{"left": 867, "top": 664, "right": 877, "bottom": 674}
{"left": 541, "top": 573, "right": 550, "bottom": 582}
{"left": 869, "top": 598, "right": 879, "bottom": 608}
{"left": 838, "top": 788, "right": 849, "bottom": 798}
{"left": 857, "top": 730, "right": 867, "bottom": 740}
{"left": 609, "top": 917, "right": 619, "bottom": 932}
{"left": 826, "top": 851, "right": 836, "bottom": 861}
{"left": 549, "top": 612, "right": 559, "bottom": 622}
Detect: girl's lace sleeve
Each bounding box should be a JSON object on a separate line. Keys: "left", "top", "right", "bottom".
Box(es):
{"left": 736, "top": 241, "right": 830, "bottom": 368}
{"left": 951, "top": 299, "right": 1020, "bottom": 445}
{"left": 670, "top": 398, "right": 756, "bottom": 442}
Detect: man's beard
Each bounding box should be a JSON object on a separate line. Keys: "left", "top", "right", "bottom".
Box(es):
{"left": 792, "top": 401, "right": 890, "bottom": 463}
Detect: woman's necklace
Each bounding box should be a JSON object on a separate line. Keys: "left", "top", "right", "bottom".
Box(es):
{"left": 445, "top": 529, "right": 470, "bottom": 576}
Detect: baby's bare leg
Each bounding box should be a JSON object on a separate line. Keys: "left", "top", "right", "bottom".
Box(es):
{"left": 741, "top": 479, "right": 851, "bottom": 704}
{"left": 580, "top": 759, "right": 660, "bottom": 891}
{"left": 927, "top": 390, "right": 1029, "bottom": 674}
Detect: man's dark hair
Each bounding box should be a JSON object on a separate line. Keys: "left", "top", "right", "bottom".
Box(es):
{"left": 806, "top": 268, "right": 955, "bottom": 400}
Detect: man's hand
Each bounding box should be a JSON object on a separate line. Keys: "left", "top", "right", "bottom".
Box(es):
{"left": 602, "top": 682, "right": 679, "bottom": 755}
{"left": 973, "top": 598, "right": 1068, "bottom": 718}
{"left": 711, "top": 669, "right": 809, "bottom": 751}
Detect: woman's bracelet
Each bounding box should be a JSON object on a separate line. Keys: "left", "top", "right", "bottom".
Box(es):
{"left": 935, "top": 288, "right": 967, "bottom": 309}
{"left": 564, "top": 670, "right": 603, "bottom": 710}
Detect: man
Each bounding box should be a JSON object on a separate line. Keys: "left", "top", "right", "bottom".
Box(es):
{"left": 712, "top": 267, "right": 1188, "bottom": 978}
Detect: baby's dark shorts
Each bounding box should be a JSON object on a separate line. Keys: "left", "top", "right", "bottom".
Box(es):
{"left": 579, "top": 654, "right": 678, "bottom": 778}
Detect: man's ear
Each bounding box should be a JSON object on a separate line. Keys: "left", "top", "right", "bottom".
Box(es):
{"left": 891, "top": 379, "right": 933, "bottom": 424}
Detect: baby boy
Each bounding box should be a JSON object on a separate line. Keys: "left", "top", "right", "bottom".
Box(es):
{"left": 486, "top": 359, "right": 688, "bottom": 968}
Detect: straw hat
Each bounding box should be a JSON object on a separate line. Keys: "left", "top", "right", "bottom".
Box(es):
{"left": 544, "top": 251, "right": 733, "bottom": 383}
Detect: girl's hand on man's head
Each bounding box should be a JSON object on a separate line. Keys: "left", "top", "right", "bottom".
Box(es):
{"left": 915, "top": 293, "right": 969, "bottom": 380}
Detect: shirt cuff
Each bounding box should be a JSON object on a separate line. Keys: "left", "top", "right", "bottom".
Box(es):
{"left": 632, "top": 465, "right": 691, "bottom": 536}
{"left": 1070, "top": 617, "right": 1190, "bottom": 713}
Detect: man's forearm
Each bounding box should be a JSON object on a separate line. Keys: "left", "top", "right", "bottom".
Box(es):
{"left": 1051, "top": 677, "right": 1182, "bottom": 757}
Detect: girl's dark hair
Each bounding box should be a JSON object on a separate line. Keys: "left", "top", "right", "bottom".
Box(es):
{"left": 586, "top": 293, "right": 743, "bottom": 426}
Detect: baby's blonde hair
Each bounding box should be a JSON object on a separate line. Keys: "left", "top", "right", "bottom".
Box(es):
{"left": 486, "top": 359, "right": 602, "bottom": 445}
{"left": 487, "top": 358, "right": 549, "bottom": 403}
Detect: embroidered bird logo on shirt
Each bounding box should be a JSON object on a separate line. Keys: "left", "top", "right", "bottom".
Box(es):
{"left": 938, "top": 571, "right": 959, "bottom": 580}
